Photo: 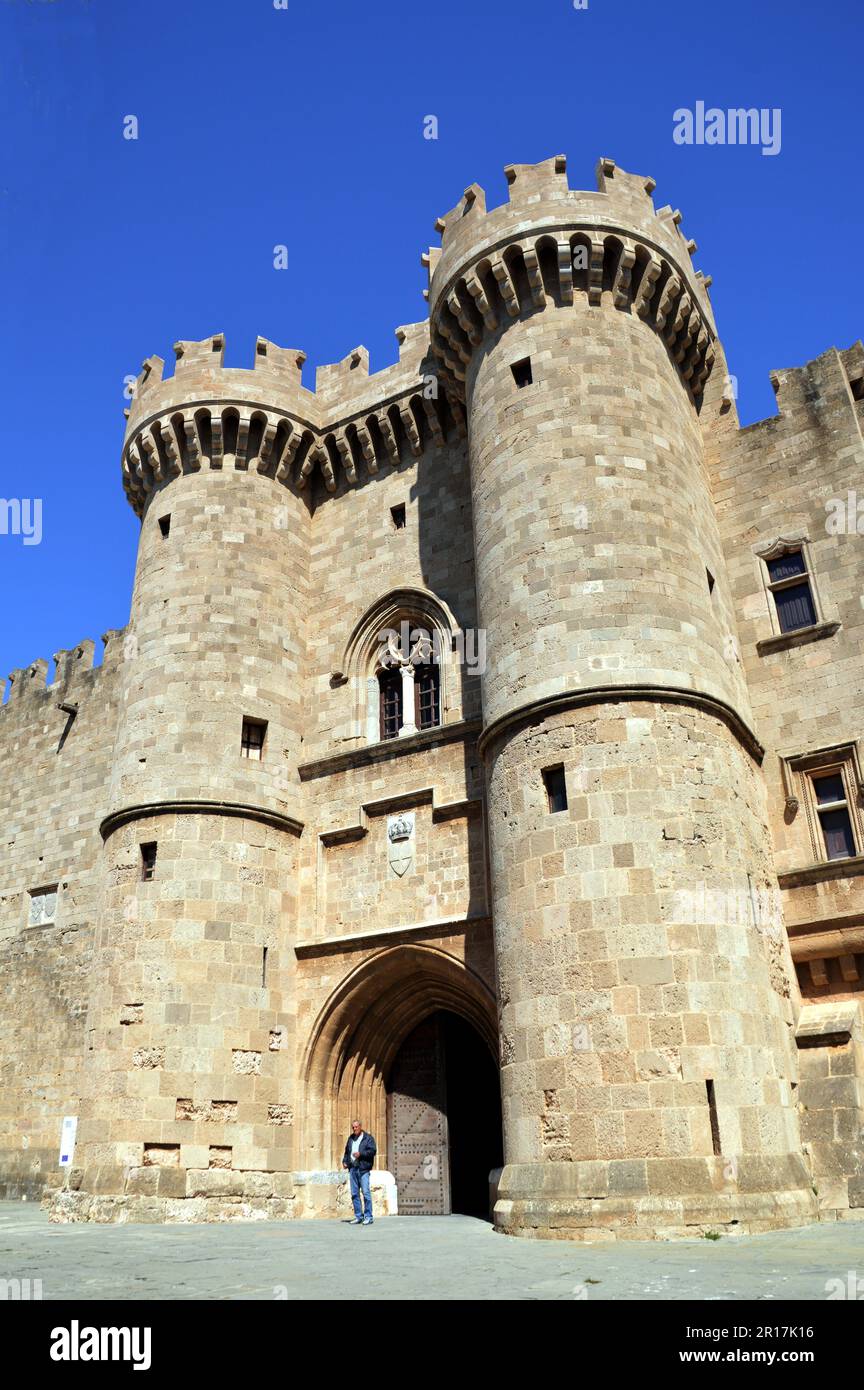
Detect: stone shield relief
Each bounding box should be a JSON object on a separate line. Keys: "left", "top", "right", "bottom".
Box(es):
{"left": 387, "top": 812, "right": 415, "bottom": 878}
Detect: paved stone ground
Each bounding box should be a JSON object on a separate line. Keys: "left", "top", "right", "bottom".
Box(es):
{"left": 2, "top": 1203, "right": 863, "bottom": 1301}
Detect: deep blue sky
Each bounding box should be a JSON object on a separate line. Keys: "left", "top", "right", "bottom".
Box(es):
{"left": 1, "top": 0, "right": 861, "bottom": 681}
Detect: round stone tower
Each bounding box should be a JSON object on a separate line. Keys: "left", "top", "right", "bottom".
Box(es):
{"left": 427, "top": 156, "right": 814, "bottom": 1238}
{"left": 63, "top": 336, "right": 316, "bottom": 1219}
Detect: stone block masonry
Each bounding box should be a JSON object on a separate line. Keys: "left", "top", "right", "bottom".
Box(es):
{"left": 1, "top": 152, "right": 862, "bottom": 1235}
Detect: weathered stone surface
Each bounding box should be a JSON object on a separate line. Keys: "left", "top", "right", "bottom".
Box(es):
{"left": 2, "top": 153, "right": 862, "bottom": 1238}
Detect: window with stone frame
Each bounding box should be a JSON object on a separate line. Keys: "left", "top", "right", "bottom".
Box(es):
{"left": 543, "top": 765, "right": 568, "bottom": 814}
{"left": 782, "top": 744, "right": 864, "bottom": 865}
{"left": 140, "top": 842, "right": 158, "bottom": 881}
{"left": 763, "top": 544, "right": 818, "bottom": 634}
{"left": 375, "top": 624, "right": 442, "bottom": 742}
{"left": 811, "top": 771, "right": 858, "bottom": 861}
{"left": 28, "top": 885, "right": 58, "bottom": 927}
{"left": 241, "top": 717, "right": 267, "bottom": 760}
{"left": 353, "top": 600, "right": 455, "bottom": 747}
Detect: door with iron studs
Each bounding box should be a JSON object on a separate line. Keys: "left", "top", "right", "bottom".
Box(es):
{"left": 388, "top": 1016, "right": 450, "bottom": 1215}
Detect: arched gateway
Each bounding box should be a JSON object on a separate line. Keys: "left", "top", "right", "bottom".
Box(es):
{"left": 298, "top": 944, "right": 502, "bottom": 1216}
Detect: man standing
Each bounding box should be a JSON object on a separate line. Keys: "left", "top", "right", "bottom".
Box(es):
{"left": 343, "top": 1119, "right": 377, "bottom": 1226}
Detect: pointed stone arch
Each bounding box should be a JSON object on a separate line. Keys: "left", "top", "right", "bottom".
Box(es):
{"left": 337, "top": 586, "right": 462, "bottom": 742}
{"left": 296, "top": 943, "right": 498, "bottom": 1173}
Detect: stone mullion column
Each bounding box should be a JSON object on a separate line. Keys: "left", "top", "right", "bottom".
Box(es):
{"left": 398, "top": 662, "right": 418, "bottom": 737}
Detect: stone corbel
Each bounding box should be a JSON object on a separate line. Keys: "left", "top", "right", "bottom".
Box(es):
{"left": 255, "top": 414, "right": 279, "bottom": 474}
{"left": 278, "top": 426, "right": 305, "bottom": 484}
{"left": 463, "top": 270, "right": 498, "bottom": 331}
{"left": 557, "top": 241, "right": 574, "bottom": 306}
{"left": 633, "top": 255, "right": 662, "bottom": 319}
{"left": 354, "top": 421, "right": 379, "bottom": 475}
{"left": 377, "top": 412, "right": 401, "bottom": 466}
{"left": 521, "top": 246, "right": 546, "bottom": 310}
{"left": 655, "top": 274, "right": 682, "bottom": 332}
{"left": 779, "top": 755, "right": 800, "bottom": 815}
{"left": 235, "top": 411, "right": 252, "bottom": 469}
{"left": 611, "top": 244, "right": 636, "bottom": 310}
{"left": 182, "top": 413, "right": 203, "bottom": 470}
{"left": 420, "top": 396, "right": 444, "bottom": 448}
{"left": 398, "top": 404, "right": 422, "bottom": 458}
{"left": 587, "top": 239, "right": 604, "bottom": 307}
{"left": 332, "top": 432, "right": 356, "bottom": 485}
{"left": 447, "top": 289, "right": 482, "bottom": 347}
{"left": 490, "top": 256, "right": 520, "bottom": 318}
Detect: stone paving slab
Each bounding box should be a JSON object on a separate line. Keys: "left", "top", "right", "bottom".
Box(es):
{"left": 2, "top": 1203, "right": 864, "bottom": 1301}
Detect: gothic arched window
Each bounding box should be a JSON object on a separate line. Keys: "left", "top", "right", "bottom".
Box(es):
{"left": 376, "top": 627, "right": 441, "bottom": 741}
{"left": 337, "top": 588, "right": 459, "bottom": 746}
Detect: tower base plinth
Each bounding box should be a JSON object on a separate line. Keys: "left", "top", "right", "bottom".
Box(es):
{"left": 493, "top": 1159, "right": 817, "bottom": 1241}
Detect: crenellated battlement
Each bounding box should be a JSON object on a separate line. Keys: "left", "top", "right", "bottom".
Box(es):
{"left": 426, "top": 154, "right": 716, "bottom": 403}
{"left": 121, "top": 320, "right": 465, "bottom": 515}
{"left": 767, "top": 341, "right": 864, "bottom": 418}
{"left": 1, "top": 629, "right": 128, "bottom": 714}
{"left": 119, "top": 155, "right": 717, "bottom": 518}
{"left": 125, "top": 333, "right": 317, "bottom": 435}
{"left": 429, "top": 155, "right": 702, "bottom": 280}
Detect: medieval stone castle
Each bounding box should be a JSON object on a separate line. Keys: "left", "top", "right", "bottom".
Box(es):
{"left": 2, "top": 154, "right": 863, "bottom": 1240}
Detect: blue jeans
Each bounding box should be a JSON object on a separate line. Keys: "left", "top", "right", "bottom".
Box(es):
{"left": 349, "top": 1166, "right": 373, "bottom": 1221}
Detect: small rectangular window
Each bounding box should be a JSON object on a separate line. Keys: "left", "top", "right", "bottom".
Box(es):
{"left": 543, "top": 765, "right": 568, "bottom": 814}
{"left": 511, "top": 357, "right": 533, "bottom": 388}
{"left": 140, "top": 842, "right": 157, "bottom": 881}
{"left": 158, "top": 515, "right": 171, "bottom": 538}
{"left": 851, "top": 377, "right": 864, "bottom": 402}
{"left": 390, "top": 504, "right": 406, "bottom": 530}
{"left": 812, "top": 772, "right": 857, "bottom": 861}
{"left": 28, "top": 886, "right": 58, "bottom": 927}
{"left": 765, "top": 549, "right": 817, "bottom": 633}
{"left": 241, "top": 718, "right": 267, "bottom": 760}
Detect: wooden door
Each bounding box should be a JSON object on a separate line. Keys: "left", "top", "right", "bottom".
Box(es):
{"left": 388, "top": 1015, "right": 450, "bottom": 1215}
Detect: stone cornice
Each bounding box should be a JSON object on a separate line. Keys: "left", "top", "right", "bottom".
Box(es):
{"left": 317, "top": 787, "right": 483, "bottom": 848}
{"left": 778, "top": 855, "right": 864, "bottom": 890}
{"left": 100, "top": 799, "right": 304, "bottom": 841}
{"left": 298, "top": 718, "right": 482, "bottom": 782}
{"left": 294, "top": 913, "right": 492, "bottom": 959}
{"left": 756, "top": 621, "right": 841, "bottom": 657}
{"left": 477, "top": 686, "right": 764, "bottom": 763}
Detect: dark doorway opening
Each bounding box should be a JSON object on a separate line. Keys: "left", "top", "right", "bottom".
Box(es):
{"left": 387, "top": 1009, "right": 503, "bottom": 1218}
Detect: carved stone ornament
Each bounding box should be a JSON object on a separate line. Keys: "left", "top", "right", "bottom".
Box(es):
{"left": 388, "top": 814, "right": 414, "bottom": 842}
{"left": 387, "top": 812, "right": 415, "bottom": 877}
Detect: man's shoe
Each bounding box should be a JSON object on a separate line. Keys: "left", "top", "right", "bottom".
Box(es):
{"left": 362, "top": 1218, "right": 373, "bottom": 1225}
{"left": 347, "top": 1217, "right": 362, "bottom": 1225}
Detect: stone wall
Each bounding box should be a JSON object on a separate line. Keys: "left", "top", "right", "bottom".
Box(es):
{"left": 1, "top": 154, "right": 862, "bottom": 1235}
{"left": 702, "top": 342, "right": 864, "bottom": 1006}
{"left": 796, "top": 1001, "right": 864, "bottom": 1217}
{"left": 0, "top": 636, "right": 125, "bottom": 1196}
{"left": 486, "top": 701, "right": 812, "bottom": 1238}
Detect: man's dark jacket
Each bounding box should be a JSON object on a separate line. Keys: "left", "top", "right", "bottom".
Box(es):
{"left": 343, "top": 1132, "right": 377, "bottom": 1174}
